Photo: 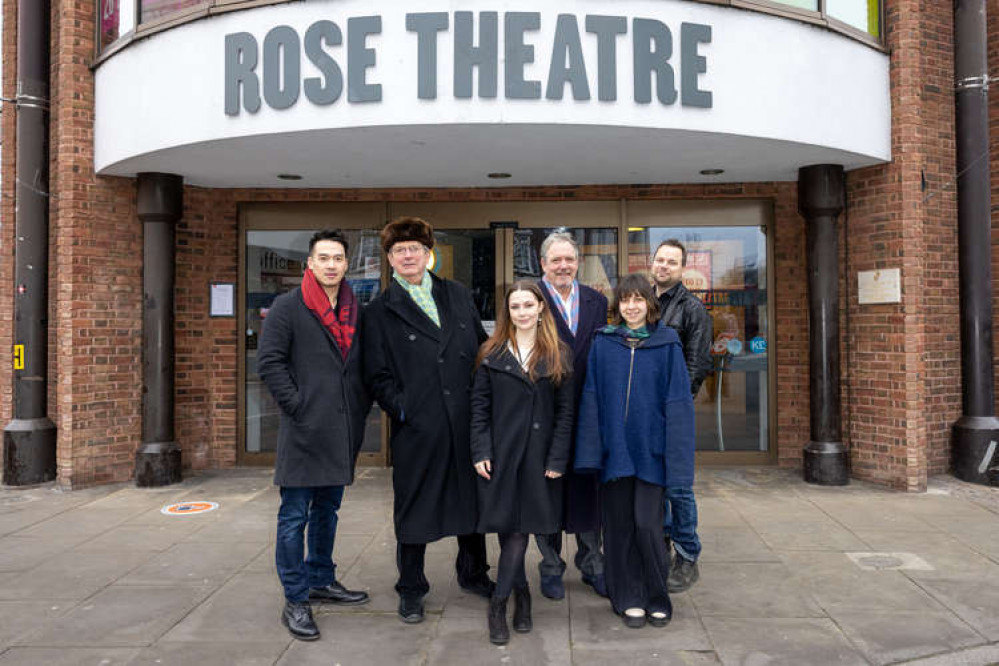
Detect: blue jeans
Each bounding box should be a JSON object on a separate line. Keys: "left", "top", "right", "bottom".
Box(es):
{"left": 276, "top": 486, "right": 345, "bottom": 602}
{"left": 663, "top": 486, "right": 701, "bottom": 562}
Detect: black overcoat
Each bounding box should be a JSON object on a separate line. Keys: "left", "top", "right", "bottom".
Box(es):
{"left": 257, "top": 287, "right": 370, "bottom": 488}
{"left": 470, "top": 349, "right": 575, "bottom": 535}
{"left": 537, "top": 281, "right": 608, "bottom": 533}
{"left": 362, "top": 274, "right": 488, "bottom": 544}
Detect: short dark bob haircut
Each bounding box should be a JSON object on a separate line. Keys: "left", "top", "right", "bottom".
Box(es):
{"left": 309, "top": 228, "right": 350, "bottom": 256}
{"left": 610, "top": 273, "right": 661, "bottom": 328}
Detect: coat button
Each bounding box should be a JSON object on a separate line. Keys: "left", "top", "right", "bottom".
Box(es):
{"left": 532, "top": 422, "right": 540, "bottom": 430}
{"left": 459, "top": 323, "right": 467, "bottom": 329}
{"left": 443, "top": 389, "right": 451, "bottom": 396}
{"left": 438, "top": 357, "right": 444, "bottom": 364}
{"left": 504, "top": 365, "right": 512, "bottom": 371}
{"left": 408, "top": 334, "right": 417, "bottom": 341}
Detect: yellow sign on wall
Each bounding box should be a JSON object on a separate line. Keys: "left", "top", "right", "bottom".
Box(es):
{"left": 13, "top": 345, "right": 24, "bottom": 370}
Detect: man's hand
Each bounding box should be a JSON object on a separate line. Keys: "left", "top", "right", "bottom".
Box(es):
{"left": 545, "top": 470, "right": 562, "bottom": 479}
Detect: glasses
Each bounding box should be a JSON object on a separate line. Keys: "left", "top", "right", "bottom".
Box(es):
{"left": 390, "top": 244, "right": 428, "bottom": 257}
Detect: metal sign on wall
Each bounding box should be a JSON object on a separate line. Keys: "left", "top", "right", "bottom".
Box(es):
{"left": 224, "top": 12, "right": 713, "bottom": 115}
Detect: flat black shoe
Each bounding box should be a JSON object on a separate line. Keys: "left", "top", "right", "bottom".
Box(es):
{"left": 282, "top": 601, "right": 320, "bottom": 641}
{"left": 512, "top": 585, "right": 532, "bottom": 633}
{"left": 621, "top": 608, "right": 646, "bottom": 629}
{"left": 459, "top": 575, "right": 496, "bottom": 599}
{"left": 398, "top": 595, "right": 425, "bottom": 624}
{"left": 309, "top": 581, "right": 370, "bottom": 605}
{"left": 648, "top": 609, "right": 672, "bottom": 628}
{"left": 488, "top": 595, "right": 510, "bottom": 645}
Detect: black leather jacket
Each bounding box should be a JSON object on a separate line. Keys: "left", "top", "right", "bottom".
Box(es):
{"left": 658, "top": 283, "right": 713, "bottom": 396}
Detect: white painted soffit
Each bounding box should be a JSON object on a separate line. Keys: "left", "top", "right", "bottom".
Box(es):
{"left": 94, "top": 0, "right": 891, "bottom": 187}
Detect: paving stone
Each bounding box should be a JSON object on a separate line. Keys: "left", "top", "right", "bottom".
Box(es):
{"left": 911, "top": 577, "right": 999, "bottom": 640}
{"left": 828, "top": 609, "right": 984, "bottom": 665}
{"left": 570, "top": 589, "right": 711, "bottom": 651}
{"left": 129, "top": 640, "right": 289, "bottom": 665}
{"left": 0, "top": 601, "right": 71, "bottom": 646}
{"left": 688, "top": 562, "right": 825, "bottom": 618}
{"left": 160, "top": 573, "right": 296, "bottom": 643}
{"left": 117, "top": 541, "right": 267, "bottom": 587}
{"left": 571, "top": 649, "right": 722, "bottom": 666}
{"left": 0, "top": 548, "right": 158, "bottom": 601}
{"left": 780, "top": 551, "right": 948, "bottom": 614}
{"left": 74, "top": 521, "right": 206, "bottom": 554}
{"left": 276, "top": 611, "right": 437, "bottom": 665}
{"left": 0, "top": 647, "right": 141, "bottom": 665}
{"left": 21, "top": 586, "right": 211, "bottom": 647}
{"left": 703, "top": 617, "right": 868, "bottom": 666}
{"left": 698, "top": 526, "right": 781, "bottom": 563}
{"left": 0, "top": 534, "right": 92, "bottom": 572}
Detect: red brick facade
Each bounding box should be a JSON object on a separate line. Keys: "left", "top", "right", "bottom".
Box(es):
{"left": 0, "top": 1, "right": 993, "bottom": 490}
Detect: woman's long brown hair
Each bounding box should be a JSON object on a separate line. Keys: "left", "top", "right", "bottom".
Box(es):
{"left": 476, "top": 280, "right": 570, "bottom": 385}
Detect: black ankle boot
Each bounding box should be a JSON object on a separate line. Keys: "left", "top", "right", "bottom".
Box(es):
{"left": 512, "top": 585, "right": 532, "bottom": 633}
{"left": 488, "top": 595, "right": 510, "bottom": 645}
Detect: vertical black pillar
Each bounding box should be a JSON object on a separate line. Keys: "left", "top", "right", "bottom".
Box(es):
{"left": 3, "top": 0, "right": 57, "bottom": 486}
{"left": 134, "top": 173, "right": 183, "bottom": 487}
{"left": 951, "top": 0, "right": 999, "bottom": 485}
{"left": 799, "top": 164, "right": 849, "bottom": 486}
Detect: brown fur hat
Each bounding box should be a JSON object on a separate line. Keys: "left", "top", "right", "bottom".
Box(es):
{"left": 380, "top": 216, "right": 435, "bottom": 254}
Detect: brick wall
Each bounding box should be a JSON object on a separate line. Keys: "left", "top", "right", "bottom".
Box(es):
{"left": 841, "top": 0, "right": 961, "bottom": 491}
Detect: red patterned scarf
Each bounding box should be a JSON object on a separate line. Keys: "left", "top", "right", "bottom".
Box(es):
{"left": 301, "top": 268, "right": 356, "bottom": 360}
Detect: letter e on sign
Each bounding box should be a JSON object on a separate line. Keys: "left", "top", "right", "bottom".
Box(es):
{"left": 13, "top": 345, "right": 24, "bottom": 370}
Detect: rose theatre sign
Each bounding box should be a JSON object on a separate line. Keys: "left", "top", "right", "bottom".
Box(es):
{"left": 224, "top": 12, "right": 713, "bottom": 116}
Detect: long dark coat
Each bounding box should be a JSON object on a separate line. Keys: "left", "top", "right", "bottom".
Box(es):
{"left": 257, "top": 287, "right": 370, "bottom": 488}
{"left": 470, "top": 349, "right": 575, "bottom": 535}
{"left": 537, "top": 280, "right": 608, "bottom": 533}
{"left": 362, "top": 274, "right": 487, "bottom": 544}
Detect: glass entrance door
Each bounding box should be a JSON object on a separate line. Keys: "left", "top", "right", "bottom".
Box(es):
{"left": 242, "top": 229, "right": 384, "bottom": 465}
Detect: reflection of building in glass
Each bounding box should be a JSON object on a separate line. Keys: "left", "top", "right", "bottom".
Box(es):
{"left": 513, "top": 230, "right": 541, "bottom": 277}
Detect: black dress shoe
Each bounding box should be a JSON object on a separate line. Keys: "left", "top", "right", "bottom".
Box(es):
{"left": 309, "top": 581, "right": 370, "bottom": 605}
{"left": 459, "top": 575, "right": 496, "bottom": 599}
{"left": 398, "top": 595, "right": 425, "bottom": 624}
{"left": 282, "top": 601, "right": 320, "bottom": 641}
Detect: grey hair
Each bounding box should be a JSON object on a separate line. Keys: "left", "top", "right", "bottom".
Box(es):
{"left": 540, "top": 231, "right": 580, "bottom": 263}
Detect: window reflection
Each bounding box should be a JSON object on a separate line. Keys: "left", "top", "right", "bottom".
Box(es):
{"left": 140, "top": 0, "right": 207, "bottom": 23}
{"left": 630, "top": 226, "right": 769, "bottom": 454}
{"left": 513, "top": 227, "right": 618, "bottom": 303}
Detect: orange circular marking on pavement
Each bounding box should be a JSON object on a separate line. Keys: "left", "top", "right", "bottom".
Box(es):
{"left": 161, "top": 501, "right": 219, "bottom": 516}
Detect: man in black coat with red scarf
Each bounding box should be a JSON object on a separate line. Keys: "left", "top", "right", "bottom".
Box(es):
{"left": 257, "top": 229, "right": 371, "bottom": 641}
{"left": 362, "top": 217, "right": 495, "bottom": 624}
{"left": 534, "top": 231, "right": 609, "bottom": 600}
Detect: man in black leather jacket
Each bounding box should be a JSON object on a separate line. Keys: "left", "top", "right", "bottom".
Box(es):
{"left": 652, "top": 239, "right": 713, "bottom": 593}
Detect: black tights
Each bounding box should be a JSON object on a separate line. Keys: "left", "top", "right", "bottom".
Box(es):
{"left": 495, "top": 532, "right": 529, "bottom": 599}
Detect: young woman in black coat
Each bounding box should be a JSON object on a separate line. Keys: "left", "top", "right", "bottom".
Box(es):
{"left": 470, "top": 281, "right": 574, "bottom": 645}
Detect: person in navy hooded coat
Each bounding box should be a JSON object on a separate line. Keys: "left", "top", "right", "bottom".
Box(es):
{"left": 574, "top": 273, "right": 695, "bottom": 630}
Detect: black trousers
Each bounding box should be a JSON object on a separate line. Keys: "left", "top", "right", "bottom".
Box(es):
{"left": 601, "top": 477, "right": 671, "bottom": 615}
{"left": 395, "top": 533, "right": 490, "bottom": 598}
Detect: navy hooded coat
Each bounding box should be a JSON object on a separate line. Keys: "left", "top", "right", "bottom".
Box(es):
{"left": 574, "top": 323, "right": 696, "bottom": 488}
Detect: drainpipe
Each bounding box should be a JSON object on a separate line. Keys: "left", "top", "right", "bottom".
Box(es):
{"left": 951, "top": 0, "right": 999, "bottom": 485}
{"left": 134, "top": 173, "right": 183, "bottom": 487}
{"left": 3, "top": 0, "right": 57, "bottom": 486}
{"left": 799, "top": 164, "right": 849, "bottom": 486}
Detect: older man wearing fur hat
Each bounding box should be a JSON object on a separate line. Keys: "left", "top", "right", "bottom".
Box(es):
{"left": 362, "top": 217, "right": 495, "bottom": 624}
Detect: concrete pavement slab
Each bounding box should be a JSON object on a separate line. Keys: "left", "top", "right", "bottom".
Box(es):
{"left": 570, "top": 591, "right": 712, "bottom": 652}
{"left": 698, "top": 526, "right": 782, "bottom": 563}
{"left": 910, "top": 577, "right": 999, "bottom": 640}
{"left": 276, "top": 612, "right": 437, "bottom": 665}
{"left": 116, "top": 541, "right": 267, "bottom": 587}
{"left": 159, "top": 573, "right": 290, "bottom": 643}
{"left": 703, "top": 617, "right": 868, "bottom": 666}
{"left": 780, "top": 551, "right": 949, "bottom": 614}
{"left": 0, "top": 600, "right": 71, "bottom": 648}
{"left": 0, "top": 647, "right": 141, "bottom": 665}
{"left": 688, "top": 562, "right": 825, "bottom": 618}
{"left": 20, "top": 585, "right": 211, "bottom": 647}
{"left": 0, "top": 534, "right": 93, "bottom": 572}
{"left": 128, "top": 640, "right": 290, "bottom": 665}
{"left": 0, "top": 548, "right": 158, "bottom": 601}
{"left": 827, "top": 610, "right": 984, "bottom": 665}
